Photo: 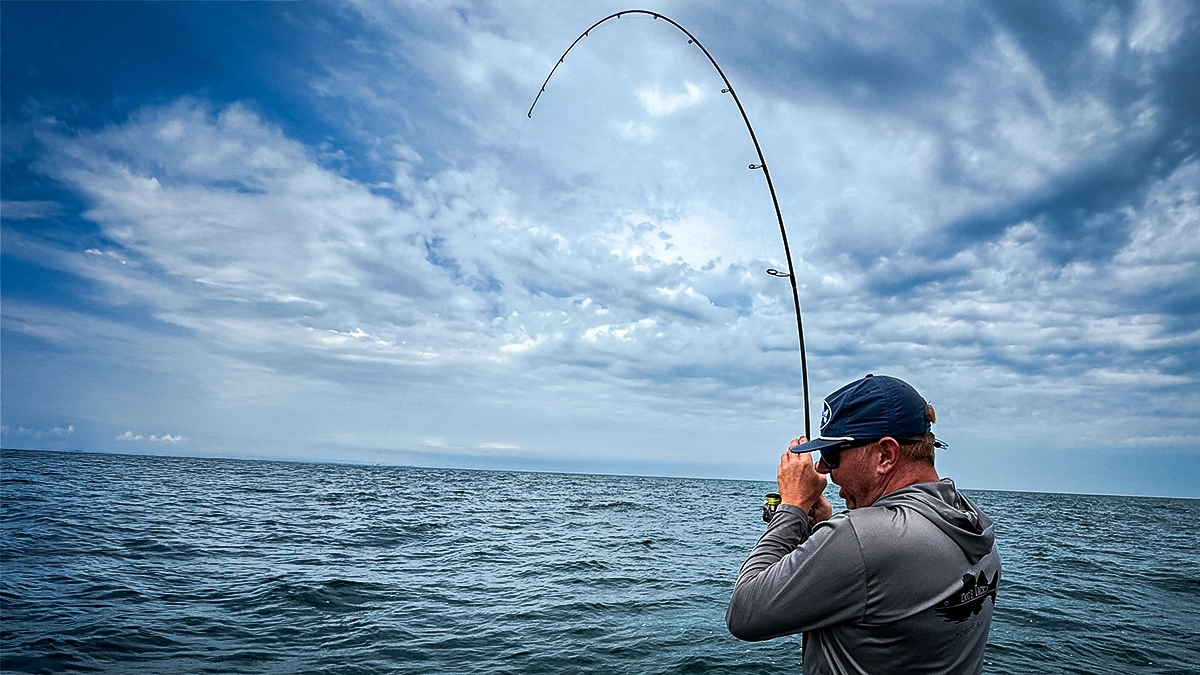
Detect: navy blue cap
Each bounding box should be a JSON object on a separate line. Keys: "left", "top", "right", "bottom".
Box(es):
{"left": 790, "top": 374, "right": 931, "bottom": 453}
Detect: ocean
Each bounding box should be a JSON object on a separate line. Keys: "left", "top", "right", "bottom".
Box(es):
{"left": 1, "top": 449, "right": 1196, "bottom": 674}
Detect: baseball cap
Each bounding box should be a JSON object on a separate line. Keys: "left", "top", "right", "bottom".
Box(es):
{"left": 789, "top": 374, "right": 932, "bottom": 454}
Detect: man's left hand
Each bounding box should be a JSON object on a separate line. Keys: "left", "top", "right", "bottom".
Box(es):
{"left": 807, "top": 495, "right": 833, "bottom": 523}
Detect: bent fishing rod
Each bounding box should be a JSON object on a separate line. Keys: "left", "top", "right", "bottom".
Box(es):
{"left": 528, "top": 9, "right": 812, "bottom": 437}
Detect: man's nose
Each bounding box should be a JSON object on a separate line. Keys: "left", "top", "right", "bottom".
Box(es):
{"left": 815, "top": 458, "right": 832, "bottom": 475}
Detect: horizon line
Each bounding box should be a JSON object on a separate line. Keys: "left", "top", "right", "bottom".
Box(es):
{"left": 3, "top": 446, "right": 1196, "bottom": 502}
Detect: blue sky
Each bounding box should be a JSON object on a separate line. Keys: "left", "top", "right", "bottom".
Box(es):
{"left": 2, "top": 1, "right": 1197, "bottom": 498}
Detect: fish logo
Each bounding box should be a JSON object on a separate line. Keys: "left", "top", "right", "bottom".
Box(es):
{"left": 934, "top": 571, "right": 999, "bottom": 623}
{"left": 821, "top": 401, "right": 832, "bottom": 429}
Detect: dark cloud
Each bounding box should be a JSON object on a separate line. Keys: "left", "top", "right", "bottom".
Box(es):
{"left": 677, "top": 1, "right": 1200, "bottom": 277}
{"left": 689, "top": 2, "right": 992, "bottom": 108}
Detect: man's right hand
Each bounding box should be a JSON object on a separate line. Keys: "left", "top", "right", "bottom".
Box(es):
{"left": 778, "top": 437, "right": 829, "bottom": 518}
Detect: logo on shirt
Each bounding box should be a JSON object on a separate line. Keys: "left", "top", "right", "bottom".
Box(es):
{"left": 934, "top": 571, "right": 999, "bottom": 623}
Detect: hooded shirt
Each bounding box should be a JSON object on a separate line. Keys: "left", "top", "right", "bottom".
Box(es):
{"left": 726, "top": 479, "right": 1000, "bottom": 675}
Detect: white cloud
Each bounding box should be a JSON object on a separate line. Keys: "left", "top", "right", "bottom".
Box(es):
{"left": 609, "top": 119, "right": 658, "bottom": 143}
{"left": 636, "top": 82, "right": 707, "bottom": 116}
{"left": 478, "top": 442, "right": 520, "bottom": 450}
{"left": 16, "top": 86, "right": 1195, "bottom": 461}
{"left": 19, "top": 99, "right": 817, "bottom": 440}
{"left": 1, "top": 200, "right": 63, "bottom": 220}
{"left": 2, "top": 424, "right": 74, "bottom": 437}
{"left": 1129, "top": 0, "right": 1184, "bottom": 54}
{"left": 116, "top": 431, "right": 186, "bottom": 443}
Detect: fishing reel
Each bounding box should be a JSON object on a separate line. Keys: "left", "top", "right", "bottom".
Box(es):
{"left": 762, "top": 492, "right": 782, "bottom": 523}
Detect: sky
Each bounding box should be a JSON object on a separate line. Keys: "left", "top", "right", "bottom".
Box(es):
{"left": 2, "top": 1, "right": 1197, "bottom": 498}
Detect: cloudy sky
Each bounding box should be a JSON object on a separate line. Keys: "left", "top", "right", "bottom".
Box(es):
{"left": 2, "top": 1, "right": 1197, "bottom": 497}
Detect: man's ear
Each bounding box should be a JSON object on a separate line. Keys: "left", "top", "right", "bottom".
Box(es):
{"left": 875, "top": 437, "right": 901, "bottom": 475}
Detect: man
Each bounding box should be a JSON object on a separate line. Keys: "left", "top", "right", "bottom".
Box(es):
{"left": 726, "top": 374, "right": 1000, "bottom": 675}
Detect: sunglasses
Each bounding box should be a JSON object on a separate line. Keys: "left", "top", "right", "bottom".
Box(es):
{"left": 816, "top": 436, "right": 948, "bottom": 469}
{"left": 815, "top": 438, "right": 879, "bottom": 470}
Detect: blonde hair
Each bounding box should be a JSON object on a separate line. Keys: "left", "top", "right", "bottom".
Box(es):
{"left": 898, "top": 404, "right": 938, "bottom": 466}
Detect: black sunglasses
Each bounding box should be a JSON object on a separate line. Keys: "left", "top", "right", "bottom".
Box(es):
{"left": 815, "top": 438, "right": 879, "bottom": 470}
{"left": 817, "top": 436, "right": 947, "bottom": 469}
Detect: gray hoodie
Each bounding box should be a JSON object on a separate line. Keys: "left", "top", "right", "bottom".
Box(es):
{"left": 726, "top": 479, "right": 1000, "bottom": 675}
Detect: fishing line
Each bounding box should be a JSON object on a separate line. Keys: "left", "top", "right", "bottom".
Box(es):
{"left": 527, "top": 9, "right": 812, "bottom": 437}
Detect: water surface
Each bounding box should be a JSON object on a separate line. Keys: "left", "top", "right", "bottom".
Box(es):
{"left": 2, "top": 450, "right": 1196, "bottom": 673}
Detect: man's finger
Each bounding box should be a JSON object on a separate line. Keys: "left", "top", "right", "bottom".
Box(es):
{"left": 781, "top": 450, "right": 815, "bottom": 468}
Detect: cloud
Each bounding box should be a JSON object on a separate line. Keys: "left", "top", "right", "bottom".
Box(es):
{"left": 636, "top": 81, "right": 707, "bottom": 116}
{"left": 116, "top": 431, "right": 185, "bottom": 443}
{"left": 2, "top": 424, "right": 75, "bottom": 437}
{"left": 23, "top": 98, "right": 808, "bottom": 409}
{"left": 609, "top": 119, "right": 658, "bottom": 143}
{"left": 17, "top": 82, "right": 1199, "bottom": 460}
{"left": 84, "top": 248, "right": 129, "bottom": 265}
{"left": 478, "top": 442, "right": 520, "bottom": 450}
{"left": 1, "top": 200, "right": 63, "bottom": 220}
{"left": 2, "top": 1, "right": 1197, "bottom": 494}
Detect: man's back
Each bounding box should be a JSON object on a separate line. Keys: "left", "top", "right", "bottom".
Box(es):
{"left": 728, "top": 480, "right": 1000, "bottom": 675}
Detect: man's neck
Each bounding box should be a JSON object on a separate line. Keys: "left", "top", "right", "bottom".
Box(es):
{"left": 877, "top": 462, "right": 940, "bottom": 501}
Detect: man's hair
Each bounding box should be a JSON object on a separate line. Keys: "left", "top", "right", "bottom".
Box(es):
{"left": 898, "top": 404, "right": 937, "bottom": 466}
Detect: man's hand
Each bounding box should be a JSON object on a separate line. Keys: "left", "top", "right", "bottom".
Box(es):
{"left": 778, "top": 437, "right": 830, "bottom": 522}
{"left": 807, "top": 495, "right": 833, "bottom": 523}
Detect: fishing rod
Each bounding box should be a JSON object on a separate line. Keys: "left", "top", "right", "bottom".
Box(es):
{"left": 528, "top": 9, "right": 812, "bottom": 438}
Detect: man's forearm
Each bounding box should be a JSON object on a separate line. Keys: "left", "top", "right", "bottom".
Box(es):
{"left": 727, "top": 506, "right": 866, "bottom": 641}
{"left": 726, "top": 505, "right": 812, "bottom": 641}
{"left": 735, "top": 504, "right": 812, "bottom": 585}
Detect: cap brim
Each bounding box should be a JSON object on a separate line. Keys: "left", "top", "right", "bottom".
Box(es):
{"left": 789, "top": 437, "right": 845, "bottom": 454}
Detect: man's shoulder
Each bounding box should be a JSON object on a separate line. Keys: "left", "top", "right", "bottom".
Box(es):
{"left": 838, "top": 491, "right": 952, "bottom": 546}
{"left": 823, "top": 482, "right": 966, "bottom": 540}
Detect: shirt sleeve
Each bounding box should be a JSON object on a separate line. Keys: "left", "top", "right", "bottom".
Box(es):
{"left": 726, "top": 505, "right": 868, "bottom": 641}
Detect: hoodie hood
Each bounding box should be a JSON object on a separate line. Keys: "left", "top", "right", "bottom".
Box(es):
{"left": 876, "top": 479, "right": 995, "bottom": 565}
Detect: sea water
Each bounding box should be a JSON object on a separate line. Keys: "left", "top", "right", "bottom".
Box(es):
{"left": 2, "top": 449, "right": 1197, "bottom": 674}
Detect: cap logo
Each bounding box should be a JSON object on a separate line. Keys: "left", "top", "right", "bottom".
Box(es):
{"left": 820, "top": 400, "right": 832, "bottom": 429}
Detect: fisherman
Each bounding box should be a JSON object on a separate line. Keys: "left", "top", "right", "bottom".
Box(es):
{"left": 726, "top": 374, "right": 1001, "bottom": 674}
